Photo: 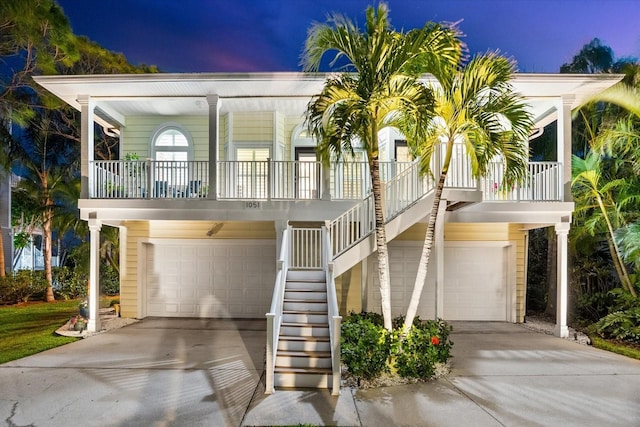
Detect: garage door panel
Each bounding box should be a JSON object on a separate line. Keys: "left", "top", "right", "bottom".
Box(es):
{"left": 369, "top": 243, "right": 436, "bottom": 319}
{"left": 369, "top": 242, "right": 509, "bottom": 322}
{"left": 146, "top": 240, "right": 276, "bottom": 318}
{"left": 443, "top": 246, "right": 507, "bottom": 321}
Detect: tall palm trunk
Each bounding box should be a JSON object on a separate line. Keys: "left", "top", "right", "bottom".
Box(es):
{"left": 402, "top": 140, "right": 454, "bottom": 335}
{"left": 370, "top": 154, "right": 392, "bottom": 331}
{"left": 41, "top": 171, "right": 54, "bottom": 301}
{"left": 43, "top": 201, "right": 55, "bottom": 302}
{"left": 0, "top": 231, "right": 5, "bottom": 277}
{"left": 596, "top": 195, "right": 637, "bottom": 297}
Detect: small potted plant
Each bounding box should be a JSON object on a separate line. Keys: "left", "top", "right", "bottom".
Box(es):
{"left": 69, "top": 315, "right": 87, "bottom": 332}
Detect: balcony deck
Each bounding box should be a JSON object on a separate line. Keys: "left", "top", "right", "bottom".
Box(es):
{"left": 90, "top": 159, "right": 562, "bottom": 203}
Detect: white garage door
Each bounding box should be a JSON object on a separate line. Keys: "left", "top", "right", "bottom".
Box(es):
{"left": 368, "top": 242, "right": 509, "bottom": 321}
{"left": 145, "top": 240, "right": 276, "bottom": 318}
{"left": 443, "top": 245, "right": 508, "bottom": 321}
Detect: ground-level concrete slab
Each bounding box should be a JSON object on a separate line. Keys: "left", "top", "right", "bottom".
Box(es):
{"left": 1, "top": 319, "right": 639, "bottom": 426}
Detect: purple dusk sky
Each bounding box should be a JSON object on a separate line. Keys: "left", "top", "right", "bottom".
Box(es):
{"left": 56, "top": 0, "right": 640, "bottom": 73}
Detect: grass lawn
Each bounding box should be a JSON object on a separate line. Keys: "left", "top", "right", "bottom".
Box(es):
{"left": 0, "top": 300, "right": 81, "bottom": 364}
{"left": 590, "top": 335, "right": 640, "bottom": 361}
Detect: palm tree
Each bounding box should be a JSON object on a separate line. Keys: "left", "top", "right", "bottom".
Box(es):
{"left": 11, "top": 111, "right": 78, "bottom": 301}
{"left": 302, "top": 3, "right": 462, "bottom": 330}
{"left": 402, "top": 52, "right": 533, "bottom": 334}
{"left": 572, "top": 152, "right": 637, "bottom": 297}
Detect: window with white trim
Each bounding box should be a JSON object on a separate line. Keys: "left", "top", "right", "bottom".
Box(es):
{"left": 151, "top": 124, "right": 193, "bottom": 195}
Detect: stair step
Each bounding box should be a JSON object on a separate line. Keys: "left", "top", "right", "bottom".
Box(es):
{"left": 278, "top": 350, "right": 331, "bottom": 358}
{"left": 286, "top": 270, "right": 325, "bottom": 281}
{"left": 282, "top": 312, "right": 328, "bottom": 323}
{"left": 284, "top": 290, "right": 327, "bottom": 300}
{"left": 275, "top": 366, "right": 332, "bottom": 374}
{"left": 276, "top": 351, "right": 332, "bottom": 369}
{"left": 274, "top": 370, "right": 331, "bottom": 389}
{"left": 283, "top": 301, "right": 328, "bottom": 312}
{"left": 280, "top": 323, "right": 329, "bottom": 337}
{"left": 285, "top": 281, "right": 326, "bottom": 291}
{"left": 279, "top": 335, "right": 330, "bottom": 342}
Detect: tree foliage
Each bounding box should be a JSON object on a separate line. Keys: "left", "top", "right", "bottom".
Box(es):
{"left": 1, "top": 1, "right": 155, "bottom": 298}
{"left": 402, "top": 51, "right": 533, "bottom": 334}
{"left": 564, "top": 38, "right": 640, "bottom": 326}
{"left": 303, "top": 3, "right": 462, "bottom": 330}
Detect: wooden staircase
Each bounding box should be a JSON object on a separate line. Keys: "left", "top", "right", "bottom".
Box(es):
{"left": 274, "top": 269, "right": 333, "bottom": 389}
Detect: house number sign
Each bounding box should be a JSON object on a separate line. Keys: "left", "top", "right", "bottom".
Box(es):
{"left": 244, "top": 201, "right": 261, "bottom": 209}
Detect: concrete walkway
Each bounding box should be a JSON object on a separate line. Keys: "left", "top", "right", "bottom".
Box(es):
{"left": 1, "top": 319, "right": 639, "bottom": 426}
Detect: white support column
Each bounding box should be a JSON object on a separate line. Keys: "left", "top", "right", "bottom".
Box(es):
{"left": 555, "top": 222, "right": 570, "bottom": 338}
{"left": 435, "top": 201, "right": 447, "bottom": 319}
{"left": 78, "top": 95, "right": 95, "bottom": 200}
{"left": 557, "top": 95, "right": 575, "bottom": 202}
{"left": 88, "top": 218, "right": 101, "bottom": 332}
{"left": 206, "top": 95, "right": 221, "bottom": 200}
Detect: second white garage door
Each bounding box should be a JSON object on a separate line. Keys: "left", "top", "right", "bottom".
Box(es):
{"left": 368, "top": 242, "right": 510, "bottom": 321}
{"left": 443, "top": 245, "right": 508, "bottom": 321}
{"left": 144, "top": 240, "right": 276, "bottom": 318}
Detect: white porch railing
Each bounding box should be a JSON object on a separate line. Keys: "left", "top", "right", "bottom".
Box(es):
{"left": 289, "top": 227, "right": 323, "bottom": 269}
{"left": 90, "top": 159, "right": 562, "bottom": 203}
{"left": 265, "top": 226, "right": 291, "bottom": 394}
{"left": 323, "top": 225, "right": 342, "bottom": 395}
{"left": 482, "top": 161, "right": 563, "bottom": 201}
{"left": 92, "top": 160, "right": 209, "bottom": 198}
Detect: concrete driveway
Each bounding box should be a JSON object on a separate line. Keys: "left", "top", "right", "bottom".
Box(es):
{"left": 1, "top": 319, "right": 639, "bottom": 426}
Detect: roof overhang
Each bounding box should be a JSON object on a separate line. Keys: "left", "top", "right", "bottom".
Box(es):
{"left": 34, "top": 72, "right": 623, "bottom": 130}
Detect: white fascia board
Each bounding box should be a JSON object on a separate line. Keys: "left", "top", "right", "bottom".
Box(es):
{"left": 446, "top": 201, "right": 574, "bottom": 224}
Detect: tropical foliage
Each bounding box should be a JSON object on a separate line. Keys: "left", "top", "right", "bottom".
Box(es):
{"left": 341, "top": 312, "right": 452, "bottom": 383}
{"left": 0, "top": 0, "right": 154, "bottom": 299}
{"left": 303, "top": 3, "right": 461, "bottom": 330}
{"left": 402, "top": 52, "right": 533, "bottom": 334}
{"left": 536, "top": 38, "right": 640, "bottom": 347}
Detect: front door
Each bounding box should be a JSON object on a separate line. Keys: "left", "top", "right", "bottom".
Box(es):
{"left": 295, "top": 147, "right": 319, "bottom": 199}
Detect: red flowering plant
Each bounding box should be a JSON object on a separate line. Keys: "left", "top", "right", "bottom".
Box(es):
{"left": 392, "top": 317, "right": 453, "bottom": 380}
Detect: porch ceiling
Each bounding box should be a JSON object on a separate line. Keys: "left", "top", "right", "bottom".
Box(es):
{"left": 34, "top": 72, "right": 622, "bottom": 128}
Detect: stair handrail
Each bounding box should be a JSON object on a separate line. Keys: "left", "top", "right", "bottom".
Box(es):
{"left": 322, "top": 224, "right": 342, "bottom": 395}
{"left": 383, "top": 157, "right": 435, "bottom": 220}
{"left": 328, "top": 158, "right": 434, "bottom": 258}
{"left": 265, "top": 225, "right": 291, "bottom": 394}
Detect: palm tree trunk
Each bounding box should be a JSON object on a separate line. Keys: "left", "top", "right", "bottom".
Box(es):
{"left": 370, "top": 155, "right": 392, "bottom": 331}
{"left": 597, "top": 196, "right": 637, "bottom": 297}
{"left": 0, "top": 230, "right": 5, "bottom": 277}
{"left": 43, "top": 203, "right": 55, "bottom": 302}
{"left": 402, "top": 141, "right": 453, "bottom": 335}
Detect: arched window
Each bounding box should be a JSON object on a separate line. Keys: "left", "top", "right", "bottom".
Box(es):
{"left": 150, "top": 124, "right": 194, "bottom": 196}
{"left": 152, "top": 125, "right": 192, "bottom": 161}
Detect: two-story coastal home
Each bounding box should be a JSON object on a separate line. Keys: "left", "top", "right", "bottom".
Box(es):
{"left": 35, "top": 72, "right": 621, "bottom": 392}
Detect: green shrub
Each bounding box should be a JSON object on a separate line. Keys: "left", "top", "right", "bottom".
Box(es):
{"left": 393, "top": 318, "right": 453, "bottom": 379}
{"left": 341, "top": 312, "right": 454, "bottom": 383}
{"left": 0, "top": 270, "right": 48, "bottom": 304}
{"left": 53, "top": 267, "right": 88, "bottom": 300}
{"left": 594, "top": 307, "right": 640, "bottom": 344}
{"left": 100, "top": 264, "right": 120, "bottom": 296}
{"left": 341, "top": 312, "right": 391, "bottom": 381}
